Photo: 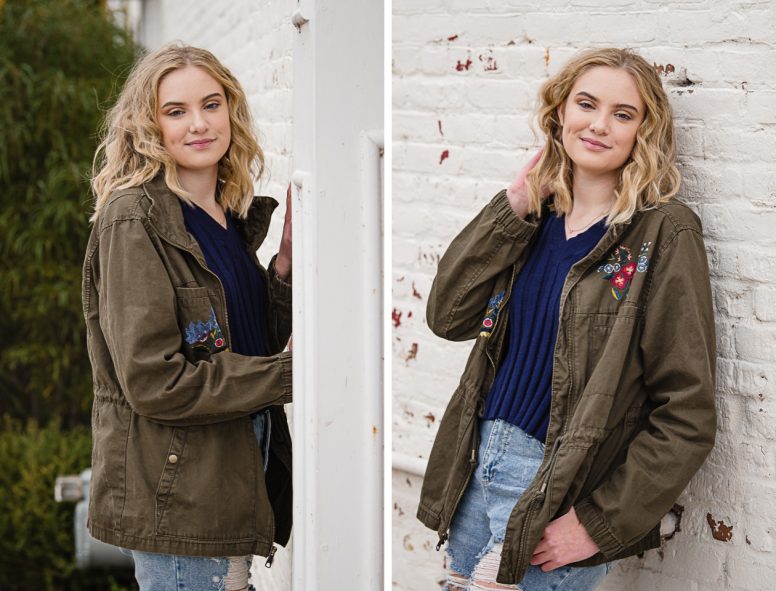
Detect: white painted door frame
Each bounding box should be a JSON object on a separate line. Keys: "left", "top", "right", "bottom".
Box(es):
{"left": 291, "top": 0, "right": 383, "bottom": 588}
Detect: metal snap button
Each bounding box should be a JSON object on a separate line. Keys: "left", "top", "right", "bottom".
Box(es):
{"left": 168, "top": 454, "right": 178, "bottom": 464}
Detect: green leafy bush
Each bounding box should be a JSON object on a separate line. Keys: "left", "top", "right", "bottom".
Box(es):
{"left": 0, "top": 0, "right": 139, "bottom": 428}
{"left": 0, "top": 418, "right": 136, "bottom": 590}
{"left": 0, "top": 1, "right": 141, "bottom": 587}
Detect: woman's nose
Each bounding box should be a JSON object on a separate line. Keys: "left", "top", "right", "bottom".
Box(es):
{"left": 589, "top": 114, "right": 608, "bottom": 135}
{"left": 189, "top": 112, "right": 208, "bottom": 133}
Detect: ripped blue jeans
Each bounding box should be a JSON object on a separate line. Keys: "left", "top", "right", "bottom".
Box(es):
{"left": 123, "top": 409, "right": 271, "bottom": 591}
{"left": 444, "top": 419, "right": 612, "bottom": 591}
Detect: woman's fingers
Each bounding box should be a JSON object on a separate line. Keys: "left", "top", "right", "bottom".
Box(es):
{"left": 274, "top": 183, "right": 294, "bottom": 280}
{"left": 506, "top": 148, "right": 545, "bottom": 217}
{"left": 519, "top": 147, "right": 545, "bottom": 182}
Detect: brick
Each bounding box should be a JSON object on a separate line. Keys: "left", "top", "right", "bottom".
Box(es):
{"left": 653, "top": 540, "right": 729, "bottom": 584}
{"left": 393, "top": 78, "right": 468, "bottom": 110}
{"left": 727, "top": 554, "right": 776, "bottom": 589}
{"left": 754, "top": 287, "right": 776, "bottom": 322}
{"left": 742, "top": 168, "right": 776, "bottom": 209}
{"left": 735, "top": 326, "right": 776, "bottom": 363}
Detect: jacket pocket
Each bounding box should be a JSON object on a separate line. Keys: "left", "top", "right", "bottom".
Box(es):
{"left": 175, "top": 286, "right": 227, "bottom": 361}
{"left": 578, "top": 406, "right": 642, "bottom": 498}
{"left": 154, "top": 427, "right": 187, "bottom": 533}
{"left": 154, "top": 419, "right": 272, "bottom": 541}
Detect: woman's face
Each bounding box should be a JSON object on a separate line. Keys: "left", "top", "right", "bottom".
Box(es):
{"left": 156, "top": 65, "right": 231, "bottom": 175}
{"left": 557, "top": 66, "right": 645, "bottom": 181}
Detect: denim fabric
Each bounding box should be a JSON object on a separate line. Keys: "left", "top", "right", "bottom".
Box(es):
{"left": 252, "top": 408, "right": 271, "bottom": 473}
{"left": 445, "top": 419, "right": 611, "bottom": 591}
{"left": 124, "top": 551, "right": 253, "bottom": 591}
{"left": 123, "top": 409, "right": 272, "bottom": 590}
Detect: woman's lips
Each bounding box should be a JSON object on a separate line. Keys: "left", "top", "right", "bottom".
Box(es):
{"left": 580, "top": 137, "right": 610, "bottom": 151}
{"left": 186, "top": 139, "right": 215, "bottom": 149}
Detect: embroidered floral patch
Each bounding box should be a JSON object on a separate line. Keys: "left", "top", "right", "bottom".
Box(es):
{"left": 597, "top": 242, "right": 652, "bottom": 301}
{"left": 184, "top": 307, "right": 227, "bottom": 354}
{"left": 479, "top": 290, "right": 505, "bottom": 337}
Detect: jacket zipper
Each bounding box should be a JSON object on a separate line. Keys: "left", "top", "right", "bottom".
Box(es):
{"left": 512, "top": 435, "right": 562, "bottom": 579}
{"left": 265, "top": 544, "right": 277, "bottom": 567}
{"left": 509, "top": 275, "right": 573, "bottom": 578}
{"left": 436, "top": 399, "right": 482, "bottom": 551}
{"left": 439, "top": 260, "right": 519, "bottom": 550}
{"left": 510, "top": 240, "right": 596, "bottom": 577}
{"left": 485, "top": 263, "right": 518, "bottom": 372}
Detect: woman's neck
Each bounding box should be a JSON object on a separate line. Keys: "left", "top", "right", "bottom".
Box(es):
{"left": 569, "top": 167, "right": 618, "bottom": 215}
{"left": 177, "top": 166, "right": 219, "bottom": 208}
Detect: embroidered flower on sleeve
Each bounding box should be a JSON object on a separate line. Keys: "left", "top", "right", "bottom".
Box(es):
{"left": 184, "top": 307, "right": 227, "bottom": 354}
{"left": 479, "top": 290, "right": 505, "bottom": 337}
{"left": 597, "top": 242, "right": 651, "bottom": 301}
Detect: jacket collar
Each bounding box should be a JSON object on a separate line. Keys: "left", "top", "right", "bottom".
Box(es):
{"left": 142, "top": 173, "right": 279, "bottom": 252}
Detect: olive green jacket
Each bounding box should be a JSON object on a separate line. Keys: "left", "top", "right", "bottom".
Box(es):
{"left": 81, "top": 175, "right": 293, "bottom": 559}
{"left": 417, "top": 189, "right": 717, "bottom": 584}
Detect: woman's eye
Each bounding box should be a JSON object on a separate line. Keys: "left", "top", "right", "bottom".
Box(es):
{"left": 578, "top": 101, "right": 594, "bottom": 109}
{"left": 205, "top": 102, "right": 220, "bottom": 110}
{"left": 168, "top": 109, "right": 184, "bottom": 117}
{"left": 615, "top": 112, "right": 633, "bottom": 121}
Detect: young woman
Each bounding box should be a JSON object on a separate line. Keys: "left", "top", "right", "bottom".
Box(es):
{"left": 417, "top": 48, "right": 716, "bottom": 590}
{"left": 83, "top": 43, "right": 293, "bottom": 590}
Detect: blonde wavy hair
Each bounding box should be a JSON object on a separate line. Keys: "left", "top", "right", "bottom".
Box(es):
{"left": 90, "top": 42, "right": 264, "bottom": 222}
{"left": 526, "top": 47, "right": 681, "bottom": 226}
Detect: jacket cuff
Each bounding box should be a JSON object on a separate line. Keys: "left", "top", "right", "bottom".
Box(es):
{"left": 277, "top": 350, "right": 293, "bottom": 405}
{"left": 574, "top": 497, "right": 626, "bottom": 559}
{"left": 269, "top": 254, "right": 292, "bottom": 297}
{"left": 488, "top": 189, "right": 538, "bottom": 241}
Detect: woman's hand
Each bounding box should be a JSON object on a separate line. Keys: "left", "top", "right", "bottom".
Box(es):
{"left": 529, "top": 506, "right": 600, "bottom": 572}
{"left": 275, "top": 183, "right": 292, "bottom": 281}
{"left": 506, "top": 148, "right": 549, "bottom": 219}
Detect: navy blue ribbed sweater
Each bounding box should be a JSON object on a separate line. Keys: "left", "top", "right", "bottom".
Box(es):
{"left": 482, "top": 212, "right": 607, "bottom": 443}
{"left": 180, "top": 200, "right": 269, "bottom": 357}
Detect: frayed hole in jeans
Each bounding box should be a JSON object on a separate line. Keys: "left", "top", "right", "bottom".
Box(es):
{"left": 445, "top": 570, "right": 470, "bottom": 591}
{"left": 223, "top": 556, "right": 251, "bottom": 591}
{"left": 469, "top": 543, "right": 520, "bottom": 590}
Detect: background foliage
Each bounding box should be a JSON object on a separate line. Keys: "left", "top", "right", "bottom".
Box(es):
{"left": 0, "top": 0, "right": 138, "bottom": 428}
{"left": 0, "top": 1, "right": 140, "bottom": 588}
{"left": 0, "top": 419, "right": 136, "bottom": 590}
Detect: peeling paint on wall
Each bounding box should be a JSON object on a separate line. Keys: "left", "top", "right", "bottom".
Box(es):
{"left": 706, "top": 513, "right": 733, "bottom": 542}
{"left": 439, "top": 149, "right": 449, "bottom": 164}
{"left": 455, "top": 56, "right": 472, "bottom": 71}
{"left": 479, "top": 50, "right": 497, "bottom": 71}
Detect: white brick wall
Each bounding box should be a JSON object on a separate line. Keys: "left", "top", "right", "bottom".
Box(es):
{"left": 136, "top": 2, "right": 295, "bottom": 588}
{"left": 392, "top": 2, "right": 776, "bottom": 590}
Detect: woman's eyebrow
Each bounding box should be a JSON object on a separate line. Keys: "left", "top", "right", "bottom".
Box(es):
{"left": 575, "top": 91, "right": 639, "bottom": 113}
{"left": 160, "top": 92, "right": 224, "bottom": 110}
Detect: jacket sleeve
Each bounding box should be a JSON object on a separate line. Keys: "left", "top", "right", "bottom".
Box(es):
{"left": 427, "top": 189, "right": 539, "bottom": 341}
{"left": 574, "top": 227, "right": 717, "bottom": 557}
{"left": 95, "top": 217, "right": 293, "bottom": 427}
{"left": 266, "top": 253, "right": 292, "bottom": 354}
